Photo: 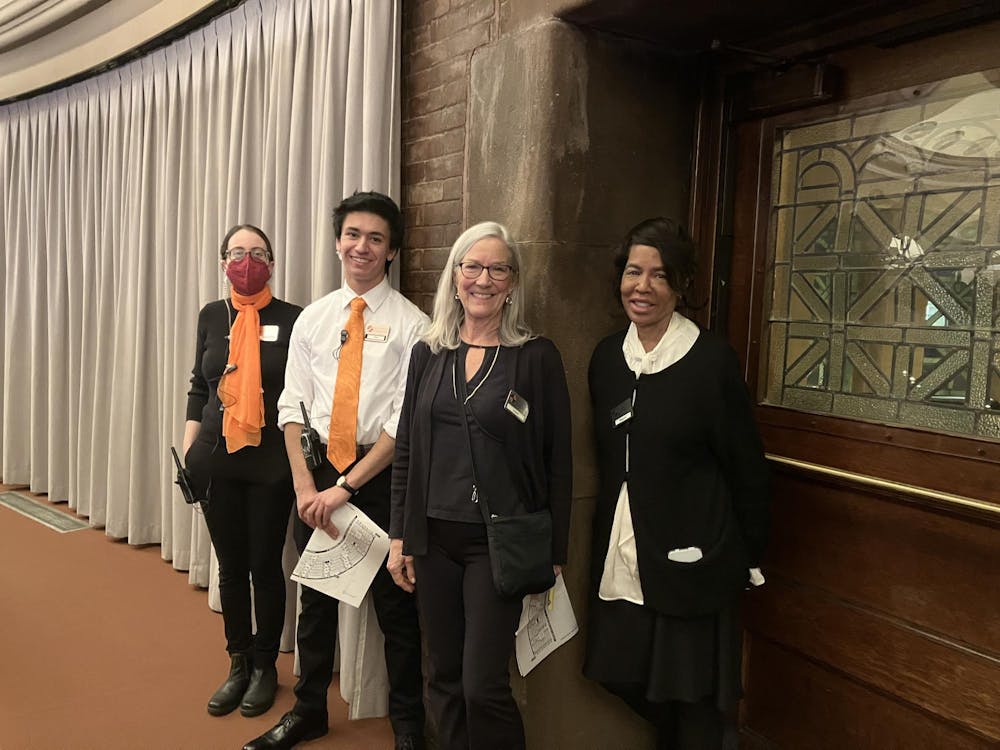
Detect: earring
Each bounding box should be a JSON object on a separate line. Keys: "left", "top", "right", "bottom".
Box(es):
{"left": 454, "top": 292, "right": 460, "bottom": 300}
{"left": 505, "top": 295, "right": 513, "bottom": 305}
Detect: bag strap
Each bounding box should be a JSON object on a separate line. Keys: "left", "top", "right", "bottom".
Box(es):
{"left": 454, "top": 347, "right": 495, "bottom": 524}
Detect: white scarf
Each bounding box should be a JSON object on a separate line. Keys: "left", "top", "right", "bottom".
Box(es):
{"left": 621, "top": 311, "right": 700, "bottom": 376}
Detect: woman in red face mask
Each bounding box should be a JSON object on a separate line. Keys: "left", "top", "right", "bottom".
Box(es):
{"left": 181, "top": 224, "right": 302, "bottom": 720}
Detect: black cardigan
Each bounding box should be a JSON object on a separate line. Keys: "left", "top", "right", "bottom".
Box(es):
{"left": 588, "top": 327, "right": 770, "bottom": 617}
{"left": 390, "top": 337, "right": 573, "bottom": 564}
{"left": 184, "top": 297, "right": 302, "bottom": 487}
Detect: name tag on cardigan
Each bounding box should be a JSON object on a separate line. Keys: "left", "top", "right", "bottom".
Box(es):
{"left": 259, "top": 325, "right": 279, "bottom": 342}
{"left": 504, "top": 390, "right": 530, "bottom": 423}
{"left": 611, "top": 398, "right": 633, "bottom": 427}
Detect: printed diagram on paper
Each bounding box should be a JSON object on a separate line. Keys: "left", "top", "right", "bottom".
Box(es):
{"left": 514, "top": 573, "right": 578, "bottom": 676}
{"left": 291, "top": 502, "right": 389, "bottom": 608}
{"left": 295, "top": 517, "right": 375, "bottom": 578}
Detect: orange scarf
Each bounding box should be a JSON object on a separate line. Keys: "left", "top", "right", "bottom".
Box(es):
{"left": 218, "top": 286, "right": 273, "bottom": 453}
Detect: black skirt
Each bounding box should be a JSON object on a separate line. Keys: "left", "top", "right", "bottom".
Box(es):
{"left": 583, "top": 593, "right": 742, "bottom": 712}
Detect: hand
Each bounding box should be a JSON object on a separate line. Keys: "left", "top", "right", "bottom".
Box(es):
{"left": 387, "top": 538, "right": 416, "bottom": 593}
{"left": 296, "top": 488, "right": 320, "bottom": 527}
{"left": 182, "top": 420, "right": 201, "bottom": 459}
{"left": 309, "top": 485, "right": 351, "bottom": 538}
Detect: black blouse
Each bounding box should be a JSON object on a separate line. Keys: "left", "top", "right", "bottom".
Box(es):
{"left": 426, "top": 344, "right": 517, "bottom": 524}
{"left": 184, "top": 296, "right": 302, "bottom": 485}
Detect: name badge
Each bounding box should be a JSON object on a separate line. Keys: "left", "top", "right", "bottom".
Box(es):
{"left": 364, "top": 324, "right": 390, "bottom": 343}
{"left": 610, "top": 398, "right": 633, "bottom": 428}
{"left": 504, "top": 390, "right": 530, "bottom": 423}
{"left": 259, "top": 325, "right": 279, "bottom": 342}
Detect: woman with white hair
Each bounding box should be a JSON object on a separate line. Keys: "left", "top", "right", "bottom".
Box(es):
{"left": 387, "top": 221, "right": 572, "bottom": 750}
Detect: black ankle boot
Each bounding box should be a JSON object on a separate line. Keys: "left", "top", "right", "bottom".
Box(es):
{"left": 207, "top": 652, "right": 252, "bottom": 716}
{"left": 240, "top": 664, "right": 278, "bottom": 717}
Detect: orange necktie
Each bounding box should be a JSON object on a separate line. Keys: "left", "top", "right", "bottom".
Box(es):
{"left": 328, "top": 297, "right": 366, "bottom": 471}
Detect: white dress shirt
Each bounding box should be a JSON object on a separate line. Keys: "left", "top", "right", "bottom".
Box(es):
{"left": 277, "top": 276, "right": 429, "bottom": 443}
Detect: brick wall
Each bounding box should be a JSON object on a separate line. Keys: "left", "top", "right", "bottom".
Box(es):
{"left": 400, "top": 0, "right": 499, "bottom": 311}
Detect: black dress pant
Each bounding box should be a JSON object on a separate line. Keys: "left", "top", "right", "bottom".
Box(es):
{"left": 201, "top": 475, "right": 294, "bottom": 664}
{"left": 291, "top": 461, "right": 424, "bottom": 736}
{"left": 413, "top": 518, "right": 524, "bottom": 750}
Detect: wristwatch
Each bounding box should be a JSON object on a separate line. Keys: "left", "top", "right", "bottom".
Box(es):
{"left": 336, "top": 475, "right": 359, "bottom": 496}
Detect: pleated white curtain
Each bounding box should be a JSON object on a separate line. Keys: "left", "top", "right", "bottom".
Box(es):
{"left": 0, "top": 0, "right": 398, "bottom": 717}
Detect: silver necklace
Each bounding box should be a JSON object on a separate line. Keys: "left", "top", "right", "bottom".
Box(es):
{"left": 452, "top": 344, "right": 500, "bottom": 404}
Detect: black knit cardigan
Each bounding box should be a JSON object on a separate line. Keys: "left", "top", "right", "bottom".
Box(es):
{"left": 390, "top": 337, "right": 573, "bottom": 564}
{"left": 588, "top": 327, "right": 770, "bottom": 616}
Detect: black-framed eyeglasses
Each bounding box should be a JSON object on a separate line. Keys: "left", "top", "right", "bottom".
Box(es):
{"left": 455, "top": 261, "right": 513, "bottom": 281}
{"left": 227, "top": 247, "right": 270, "bottom": 262}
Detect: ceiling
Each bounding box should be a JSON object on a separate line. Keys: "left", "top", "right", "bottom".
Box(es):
{"left": 4, "top": 0, "right": 999, "bottom": 104}
{"left": 559, "top": 0, "right": 1000, "bottom": 61}
{"left": 0, "top": 0, "right": 226, "bottom": 102}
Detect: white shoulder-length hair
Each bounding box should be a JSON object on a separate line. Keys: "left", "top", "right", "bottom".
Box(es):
{"left": 423, "top": 221, "right": 536, "bottom": 353}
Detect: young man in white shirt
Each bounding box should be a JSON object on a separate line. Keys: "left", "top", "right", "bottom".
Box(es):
{"left": 244, "top": 192, "right": 428, "bottom": 750}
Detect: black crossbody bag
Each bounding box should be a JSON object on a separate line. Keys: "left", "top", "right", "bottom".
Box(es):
{"left": 455, "top": 347, "right": 555, "bottom": 599}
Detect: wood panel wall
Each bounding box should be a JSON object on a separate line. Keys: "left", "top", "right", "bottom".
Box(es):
{"left": 741, "top": 470, "right": 1000, "bottom": 748}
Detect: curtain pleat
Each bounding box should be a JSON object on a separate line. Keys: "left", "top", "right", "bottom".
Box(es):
{"left": 0, "top": 111, "right": 7, "bottom": 479}
{"left": 28, "top": 101, "right": 49, "bottom": 492}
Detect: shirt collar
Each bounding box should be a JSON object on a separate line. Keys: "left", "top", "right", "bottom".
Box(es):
{"left": 622, "top": 311, "right": 700, "bottom": 376}
{"left": 342, "top": 275, "right": 391, "bottom": 313}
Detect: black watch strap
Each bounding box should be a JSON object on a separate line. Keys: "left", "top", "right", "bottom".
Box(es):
{"left": 337, "top": 476, "right": 360, "bottom": 496}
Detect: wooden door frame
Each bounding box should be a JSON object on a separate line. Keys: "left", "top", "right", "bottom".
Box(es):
{"left": 690, "top": 35, "right": 1000, "bottom": 526}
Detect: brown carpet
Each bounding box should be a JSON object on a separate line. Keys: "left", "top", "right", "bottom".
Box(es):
{"left": 0, "top": 485, "right": 394, "bottom": 750}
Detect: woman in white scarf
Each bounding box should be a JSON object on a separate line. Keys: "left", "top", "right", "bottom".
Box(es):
{"left": 583, "top": 217, "right": 770, "bottom": 750}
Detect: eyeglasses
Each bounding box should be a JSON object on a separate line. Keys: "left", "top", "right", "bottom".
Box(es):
{"left": 227, "top": 247, "right": 270, "bottom": 262}
{"left": 455, "top": 261, "right": 514, "bottom": 281}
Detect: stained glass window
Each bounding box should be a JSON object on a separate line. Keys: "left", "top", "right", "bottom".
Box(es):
{"left": 763, "top": 72, "right": 1000, "bottom": 439}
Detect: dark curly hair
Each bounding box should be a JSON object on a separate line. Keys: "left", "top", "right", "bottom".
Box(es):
{"left": 613, "top": 217, "right": 698, "bottom": 307}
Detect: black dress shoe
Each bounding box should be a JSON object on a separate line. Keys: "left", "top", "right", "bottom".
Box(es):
{"left": 240, "top": 665, "right": 278, "bottom": 717}
{"left": 394, "top": 734, "right": 426, "bottom": 750}
{"left": 207, "top": 652, "right": 251, "bottom": 716}
{"left": 242, "top": 711, "right": 328, "bottom": 750}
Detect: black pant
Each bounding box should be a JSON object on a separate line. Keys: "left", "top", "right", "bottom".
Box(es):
{"left": 201, "top": 475, "right": 294, "bottom": 663}
{"left": 413, "top": 518, "right": 524, "bottom": 750}
{"left": 292, "top": 461, "right": 424, "bottom": 736}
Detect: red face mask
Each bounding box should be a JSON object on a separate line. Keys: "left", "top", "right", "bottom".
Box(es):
{"left": 225, "top": 255, "right": 271, "bottom": 295}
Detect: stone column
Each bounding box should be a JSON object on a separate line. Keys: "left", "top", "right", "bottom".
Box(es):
{"left": 466, "top": 19, "right": 696, "bottom": 749}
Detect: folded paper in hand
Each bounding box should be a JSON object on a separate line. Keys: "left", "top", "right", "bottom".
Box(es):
{"left": 291, "top": 502, "right": 389, "bottom": 608}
